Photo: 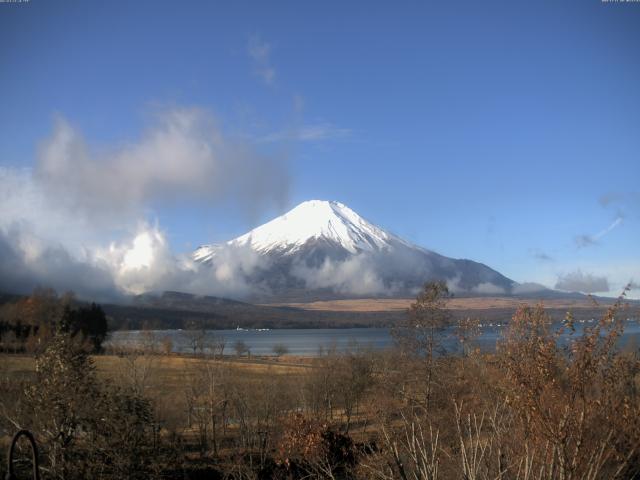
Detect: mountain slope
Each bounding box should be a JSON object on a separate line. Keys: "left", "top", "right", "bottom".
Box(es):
{"left": 194, "top": 200, "right": 518, "bottom": 301}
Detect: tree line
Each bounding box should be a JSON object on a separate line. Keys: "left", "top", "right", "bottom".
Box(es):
{"left": 0, "top": 289, "right": 108, "bottom": 354}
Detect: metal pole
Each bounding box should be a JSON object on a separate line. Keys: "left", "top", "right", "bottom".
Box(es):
{"left": 5, "top": 430, "right": 40, "bottom": 480}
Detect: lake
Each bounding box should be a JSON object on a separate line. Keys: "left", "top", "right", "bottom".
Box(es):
{"left": 106, "top": 319, "right": 640, "bottom": 356}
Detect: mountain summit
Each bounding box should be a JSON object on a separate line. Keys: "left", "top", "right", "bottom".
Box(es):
{"left": 194, "top": 200, "right": 518, "bottom": 301}
{"left": 196, "top": 200, "right": 408, "bottom": 261}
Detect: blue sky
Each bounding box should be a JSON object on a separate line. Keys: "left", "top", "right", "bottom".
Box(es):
{"left": 1, "top": 0, "right": 639, "bottom": 297}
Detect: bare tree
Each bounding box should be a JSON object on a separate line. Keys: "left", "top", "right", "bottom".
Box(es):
{"left": 210, "top": 333, "right": 226, "bottom": 359}
{"left": 184, "top": 327, "right": 206, "bottom": 356}
{"left": 303, "top": 344, "right": 340, "bottom": 421}
{"left": 160, "top": 335, "right": 173, "bottom": 355}
{"left": 391, "top": 280, "right": 451, "bottom": 410}
{"left": 272, "top": 343, "right": 289, "bottom": 357}
{"left": 183, "top": 358, "right": 230, "bottom": 456}
{"left": 234, "top": 340, "right": 249, "bottom": 358}
{"left": 453, "top": 316, "right": 481, "bottom": 378}
{"left": 115, "top": 347, "right": 159, "bottom": 397}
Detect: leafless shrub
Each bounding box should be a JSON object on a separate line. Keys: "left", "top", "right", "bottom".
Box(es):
{"left": 498, "top": 287, "right": 640, "bottom": 479}
{"left": 362, "top": 412, "right": 440, "bottom": 480}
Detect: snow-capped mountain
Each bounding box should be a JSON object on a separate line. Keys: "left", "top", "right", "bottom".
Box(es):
{"left": 194, "top": 200, "right": 517, "bottom": 301}
{"left": 195, "top": 200, "right": 411, "bottom": 259}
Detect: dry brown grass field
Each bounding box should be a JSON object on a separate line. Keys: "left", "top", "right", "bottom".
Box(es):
{"left": 267, "top": 295, "right": 617, "bottom": 312}
{"left": 0, "top": 353, "right": 308, "bottom": 426}
{"left": 1, "top": 353, "right": 309, "bottom": 384}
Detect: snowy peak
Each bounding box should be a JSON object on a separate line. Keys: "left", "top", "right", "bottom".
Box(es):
{"left": 192, "top": 199, "right": 518, "bottom": 300}
{"left": 230, "top": 200, "right": 401, "bottom": 254}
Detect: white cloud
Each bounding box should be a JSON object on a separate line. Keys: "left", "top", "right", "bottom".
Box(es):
{"left": 258, "top": 123, "right": 351, "bottom": 143}
{"left": 248, "top": 34, "right": 276, "bottom": 86}
{"left": 0, "top": 224, "right": 119, "bottom": 301}
{"left": 446, "top": 275, "right": 507, "bottom": 295}
{"left": 0, "top": 107, "right": 290, "bottom": 300}
{"left": 291, "top": 255, "right": 390, "bottom": 296}
{"left": 92, "top": 224, "right": 266, "bottom": 298}
{"left": 36, "top": 108, "right": 289, "bottom": 221}
{"left": 555, "top": 269, "right": 610, "bottom": 294}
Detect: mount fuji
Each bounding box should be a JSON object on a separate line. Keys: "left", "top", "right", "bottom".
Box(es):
{"left": 193, "top": 200, "right": 520, "bottom": 302}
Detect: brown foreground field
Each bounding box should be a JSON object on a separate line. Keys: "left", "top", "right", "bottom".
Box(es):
{"left": 1, "top": 353, "right": 311, "bottom": 436}
{"left": 1, "top": 353, "right": 311, "bottom": 384}
{"left": 2, "top": 287, "right": 640, "bottom": 479}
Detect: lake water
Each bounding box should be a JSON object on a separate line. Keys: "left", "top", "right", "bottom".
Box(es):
{"left": 106, "top": 320, "right": 640, "bottom": 356}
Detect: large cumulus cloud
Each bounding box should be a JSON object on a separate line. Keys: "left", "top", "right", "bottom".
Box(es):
{"left": 36, "top": 108, "right": 289, "bottom": 221}
{"left": 0, "top": 107, "right": 289, "bottom": 300}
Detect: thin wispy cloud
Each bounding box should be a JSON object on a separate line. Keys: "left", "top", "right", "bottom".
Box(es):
{"left": 292, "top": 93, "right": 305, "bottom": 113}
{"left": 599, "top": 192, "right": 640, "bottom": 210}
{"left": 248, "top": 34, "right": 276, "bottom": 86}
{"left": 246, "top": 38, "right": 350, "bottom": 144}
{"left": 530, "top": 249, "right": 554, "bottom": 262}
{"left": 259, "top": 123, "right": 351, "bottom": 143}
{"left": 574, "top": 216, "right": 623, "bottom": 248}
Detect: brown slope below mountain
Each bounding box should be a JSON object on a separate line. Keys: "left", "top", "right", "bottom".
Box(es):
{"left": 265, "top": 296, "right": 629, "bottom": 312}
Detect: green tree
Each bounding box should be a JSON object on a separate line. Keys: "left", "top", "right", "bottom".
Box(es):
{"left": 59, "top": 303, "right": 109, "bottom": 353}
{"left": 73, "top": 303, "right": 108, "bottom": 353}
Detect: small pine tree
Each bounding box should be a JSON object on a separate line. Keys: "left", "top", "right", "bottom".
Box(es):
{"left": 23, "top": 308, "right": 157, "bottom": 479}
{"left": 25, "top": 310, "right": 98, "bottom": 479}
